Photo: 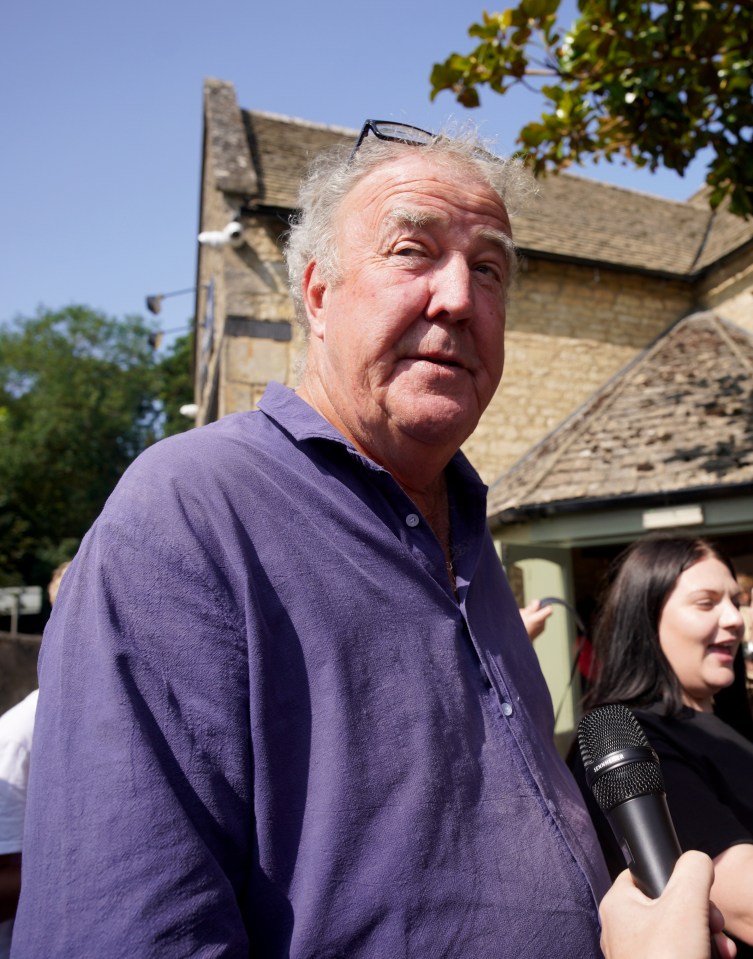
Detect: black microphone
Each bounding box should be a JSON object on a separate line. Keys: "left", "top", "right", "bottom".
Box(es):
{"left": 577, "top": 703, "right": 682, "bottom": 899}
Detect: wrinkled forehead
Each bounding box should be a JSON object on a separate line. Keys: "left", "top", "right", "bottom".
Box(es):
{"left": 337, "top": 151, "right": 512, "bottom": 239}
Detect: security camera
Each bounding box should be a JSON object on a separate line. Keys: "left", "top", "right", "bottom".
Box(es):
{"left": 224, "top": 222, "right": 243, "bottom": 245}
{"left": 197, "top": 220, "right": 245, "bottom": 249}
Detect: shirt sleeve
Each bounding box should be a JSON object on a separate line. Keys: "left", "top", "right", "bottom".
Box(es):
{"left": 11, "top": 455, "right": 254, "bottom": 958}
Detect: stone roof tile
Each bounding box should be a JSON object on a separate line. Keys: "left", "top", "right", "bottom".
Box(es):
{"left": 511, "top": 173, "right": 711, "bottom": 275}
{"left": 488, "top": 312, "right": 753, "bottom": 520}
{"left": 244, "top": 110, "right": 355, "bottom": 209}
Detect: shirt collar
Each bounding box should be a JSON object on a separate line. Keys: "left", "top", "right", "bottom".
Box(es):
{"left": 257, "top": 381, "right": 349, "bottom": 446}
{"left": 258, "top": 380, "right": 488, "bottom": 498}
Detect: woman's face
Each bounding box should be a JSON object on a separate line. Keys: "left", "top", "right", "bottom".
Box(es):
{"left": 658, "top": 556, "right": 744, "bottom": 712}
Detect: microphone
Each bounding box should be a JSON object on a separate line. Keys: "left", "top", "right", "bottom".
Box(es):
{"left": 577, "top": 703, "right": 682, "bottom": 899}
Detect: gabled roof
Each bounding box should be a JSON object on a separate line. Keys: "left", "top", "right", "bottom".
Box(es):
{"left": 488, "top": 312, "right": 753, "bottom": 522}
{"left": 205, "top": 88, "right": 753, "bottom": 278}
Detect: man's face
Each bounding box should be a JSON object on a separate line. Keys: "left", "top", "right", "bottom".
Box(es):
{"left": 302, "top": 151, "right": 513, "bottom": 463}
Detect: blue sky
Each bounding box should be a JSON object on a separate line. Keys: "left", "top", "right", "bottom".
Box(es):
{"left": 2, "top": 0, "right": 709, "bottom": 350}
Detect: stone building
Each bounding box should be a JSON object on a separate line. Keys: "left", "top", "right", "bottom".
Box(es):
{"left": 194, "top": 79, "right": 753, "bottom": 475}
{"left": 193, "top": 78, "right": 753, "bottom": 744}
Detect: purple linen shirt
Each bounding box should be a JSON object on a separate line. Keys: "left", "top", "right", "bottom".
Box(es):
{"left": 13, "top": 383, "right": 609, "bottom": 958}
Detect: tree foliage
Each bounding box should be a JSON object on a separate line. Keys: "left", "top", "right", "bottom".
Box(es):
{"left": 430, "top": 0, "right": 753, "bottom": 217}
{"left": 156, "top": 331, "right": 195, "bottom": 439}
{"left": 0, "top": 306, "right": 197, "bottom": 602}
{"left": 0, "top": 306, "right": 161, "bottom": 588}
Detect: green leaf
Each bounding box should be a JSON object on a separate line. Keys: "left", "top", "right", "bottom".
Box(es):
{"left": 429, "top": 0, "right": 753, "bottom": 217}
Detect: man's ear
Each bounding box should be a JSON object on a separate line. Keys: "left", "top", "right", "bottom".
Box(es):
{"left": 302, "top": 260, "right": 327, "bottom": 339}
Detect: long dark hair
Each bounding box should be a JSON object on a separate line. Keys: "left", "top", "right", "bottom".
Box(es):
{"left": 583, "top": 534, "right": 740, "bottom": 717}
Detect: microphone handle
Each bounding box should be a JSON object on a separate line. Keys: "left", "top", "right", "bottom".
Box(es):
{"left": 607, "top": 795, "right": 721, "bottom": 958}
{"left": 606, "top": 793, "right": 682, "bottom": 899}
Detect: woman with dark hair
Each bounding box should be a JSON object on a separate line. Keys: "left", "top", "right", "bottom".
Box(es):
{"left": 573, "top": 534, "right": 753, "bottom": 956}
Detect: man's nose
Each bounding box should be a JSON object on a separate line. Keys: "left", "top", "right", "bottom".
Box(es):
{"left": 426, "top": 255, "right": 473, "bottom": 322}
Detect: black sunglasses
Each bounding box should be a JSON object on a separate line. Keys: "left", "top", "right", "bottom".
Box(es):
{"left": 349, "top": 119, "right": 435, "bottom": 162}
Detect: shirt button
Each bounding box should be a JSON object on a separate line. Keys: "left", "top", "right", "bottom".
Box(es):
{"left": 500, "top": 701, "right": 513, "bottom": 717}
{"left": 405, "top": 513, "right": 420, "bottom": 528}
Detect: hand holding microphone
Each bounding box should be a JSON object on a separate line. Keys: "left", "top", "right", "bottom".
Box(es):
{"left": 578, "top": 705, "right": 735, "bottom": 959}
{"left": 599, "top": 850, "right": 736, "bottom": 959}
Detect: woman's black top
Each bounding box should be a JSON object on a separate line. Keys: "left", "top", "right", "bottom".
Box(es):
{"left": 569, "top": 705, "right": 753, "bottom": 957}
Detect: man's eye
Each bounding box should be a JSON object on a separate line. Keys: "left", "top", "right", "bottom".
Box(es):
{"left": 394, "top": 246, "right": 424, "bottom": 257}
{"left": 475, "top": 263, "right": 502, "bottom": 280}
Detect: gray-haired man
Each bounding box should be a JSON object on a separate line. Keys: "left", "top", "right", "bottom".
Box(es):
{"left": 14, "top": 122, "right": 609, "bottom": 957}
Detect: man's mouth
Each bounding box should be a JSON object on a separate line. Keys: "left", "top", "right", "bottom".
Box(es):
{"left": 414, "top": 354, "right": 464, "bottom": 369}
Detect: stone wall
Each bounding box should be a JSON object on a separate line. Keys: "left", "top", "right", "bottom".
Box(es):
{"left": 194, "top": 146, "right": 234, "bottom": 423}
{"left": 217, "top": 214, "right": 306, "bottom": 416}
{"left": 698, "top": 245, "right": 753, "bottom": 334}
{"left": 196, "top": 181, "right": 308, "bottom": 419}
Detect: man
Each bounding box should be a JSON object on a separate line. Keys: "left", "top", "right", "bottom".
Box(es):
{"left": 14, "top": 123, "right": 609, "bottom": 956}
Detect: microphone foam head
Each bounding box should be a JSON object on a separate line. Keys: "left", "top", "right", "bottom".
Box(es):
{"left": 578, "top": 704, "right": 665, "bottom": 813}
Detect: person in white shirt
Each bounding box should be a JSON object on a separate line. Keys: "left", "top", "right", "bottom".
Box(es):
{"left": 0, "top": 690, "right": 38, "bottom": 958}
